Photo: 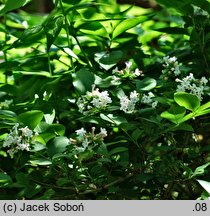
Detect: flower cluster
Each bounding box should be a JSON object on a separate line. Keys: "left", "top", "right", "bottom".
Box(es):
{"left": 120, "top": 90, "right": 139, "bottom": 113}
{"left": 175, "top": 73, "right": 208, "bottom": 100}
{"left": 112, "top": 61, "right": 143, "bottom": 80}
{"left": 0, "top": 99, "right": 13, "bottom": 109}
{"left": 161, "top": 56, "right": 181, "bottom": 79}
{"left": 141, "top": 92, "right": 158, "bottom": 108}
{"left": 70, "top": 127, "right": 107, "bottom": 152}
{"left": 3, "top": 123, "right": 37, "bottom": 158}
{"left": 77, "top": 86, "right": 112, "bottom": 114}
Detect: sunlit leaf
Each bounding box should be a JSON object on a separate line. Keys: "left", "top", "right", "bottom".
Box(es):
{"left": 174, "top": 92, "right": 200, "bottom": 112}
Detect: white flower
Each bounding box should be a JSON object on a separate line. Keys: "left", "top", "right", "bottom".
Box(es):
{"left": 134, "top": 68, "right": 142, "bottom": 77}
{"left": 76, "top": 128, "right": 87, "bottom": 137}
{"left": 175, "top": 73, "right": 208, "bottom": 101}
{"left": 91, "top": 90, "right": 112, "bottom": 109}
{"left": 100, "top": 128, "right": 107, "bottom": 137}
{"left": 19, "top": 126, "right": 33, "bottom": 138}
{"left": 120, "top": 91, "right": 139, "bottom": 113}
{"left": 130, "top": 90, "right": 139, "bottom": 103}
{"left": 17, "top": 143, "right": 30, "bottom": 151}
{"left": 162, "top": 56, "right": 181, "bottom": 76}
{"left": 141, "top": 92, "right": 157, "bottom": 107}
{"left": 125, "top": 61, "right": 132, "bottom": 71}
{"left": 200, "top": 77, "right": 208, "bottom": 85}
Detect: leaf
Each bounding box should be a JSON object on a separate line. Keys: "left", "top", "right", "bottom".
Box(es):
{"left": 136, "top": 77, "right": 157, "bottom": 91}
{"left": 43, "top": 15, "right": 64, "bottom": 51}
{"left": 197, "top": 180, "right": 210, "bottom": 194}
{"left": 95, "top": 51, "right": 124, "bottom": 70}
{"left": 112, "top": 16, "right": 148, "bottom": 39}
{"left": 35, "top": 122, "right": 65, "bottom": 136}
{"left": 18, "top": 110, "right": 44, "bottom": 130}
{"left": 155, "top": 0, "right": 193, "bottom": 14}
{"left": 0, "top": 172, "right": 12, "bottom": 187}
{"left": 47, "top": 136, "right": 70, "bottom": 157}
{"left": 0, "top": 0, "right": 32, "bottom": 15}
{"left": 11, "top": 25, "right": 44, "bottom": 48}
{"left": 72, "top": 68, "right": 95, "bottom": 93}
{"left": 109, "top": 147, "right": 128, "bottom": 155}
{"left": 154, "top": 27, "right": 189, "bottom": 35}
{"left": 174, "top": 92, "right": 200, "bottom": 112}
{"left": 100, "top": 113, "right": 127, "bottom": 126}
{"left": 29, "top": 158, "right": 52, "bottom": 166}
{"left": 161, "top": 105, "right": 186, "bottom": 124}
{"left": 192, "top": 162, "right": 210, "bottom": 178}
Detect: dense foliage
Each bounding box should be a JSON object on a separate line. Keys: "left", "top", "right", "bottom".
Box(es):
{"left": 0, "top": 0, "right": 210, "bottom": 200}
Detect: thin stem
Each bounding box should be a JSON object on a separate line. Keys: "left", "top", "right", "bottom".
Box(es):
{"left": 47, "top": 51, "right": 53, "bottom": 76}
{"left": 4, "top": 14, "right": 8, "bottom": 84}
{"left": 58, "top": 0, "right": 74, "bottom": 69}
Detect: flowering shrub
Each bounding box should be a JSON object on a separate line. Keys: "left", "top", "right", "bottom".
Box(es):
{"left": 0, "top": 0, "right": 210, "bottom": 200}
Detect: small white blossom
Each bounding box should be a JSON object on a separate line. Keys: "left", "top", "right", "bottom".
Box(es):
{"left": 162, "top": 56, "right": 181, "bottom": 76}
{"left": 100, "top": 128, "right": 107, "bottom": 137}
{"left": 175, "top": 73, "right": 208, "bottom": 100}
{"left": 141, "top": 92, "right": 158, "bottom": 107}
{"left": 125, "top": 61, "right": 132, "bottom": 71}
{"left": 120, "top": 91, "right": 139, "bottom": 113}
{"left": 19, "top": 126, "right": 33, "bottom": 138}
{"left": 134, "top": 68, "right": 142, "bottom": 77}
{"left": 76, "top": 128, "right": 87, "bottom": 137}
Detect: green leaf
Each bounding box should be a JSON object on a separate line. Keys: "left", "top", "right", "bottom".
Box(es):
{"left": 136, "top": 77, "right": 157, "bottom": 91}
{"left": 109, "top": 147, "right": 128, "bottom": 155}
{"left": 18, "top": 110, "right": 44, "bottom": 130}
{"left": 47, "top": 136, "right": 70, "bottom": 157}
{"left": 35, "top": 122, "right": 65, "bottom": 136}
{"left": 0, "top": 0, "right": 32, "bottom": 15}
{"left": 73, "top": 68, "right": 95, "bottom": 93}
{"left": 197, "top": 179, "right": 210, "bottom": 194}
{"left": 11, "top": 25, "right": 44, "bottom": 48}
{"left": 174, "top": 92, "right": 200, "bottom": 112}
{"left": 192, "top": 162, "right": 210, "bottom": 178}
{"left": 154, "top": 27, "right": 189, "bottom": 35}
{"left": 0, "top": 172, "right": 12, "bottom": 187}
{"left": 95, "top": 51, "right": 124, "bottom": 70}
{"left": 100, "top": 113, "right": 127, "bottom": 126}
{"left": 156, "top": 0, "right": 193, "bottom": 14}
{"left": 112, "top": 16, "right": 148, "bottom": 39}
{"left": 161, "top": 105, "right": 186, "bottom": 124}
{"left": 29, "top": 158, "right": 52, "bottom": 166}
{"left": 43, "top": 15, "right": 64, "bottom": 51}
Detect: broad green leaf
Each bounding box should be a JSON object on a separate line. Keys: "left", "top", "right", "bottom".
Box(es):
{"left": 18, "top": 110, "right": 44, "bottom": 130}
{"left": 35, "top": 122, "right": 65, "bottom": 136}
{"left": 100, "top": 113, "right": 127, "bottom": 126}
{"left": 112, "top": 16, "right": 148, "bottom": 39}
{"left": 174, "top": 92, "right": 200, "bottom": 112}
{"left": 161, "top": 105, "right": 186, "bottom": 124}
{"left": 79, "top": 22, "right": 108, "bottom": 37}
{"left": 47, "top": 136, "right": 70, "bottom": 157}
{"left": 136, "top": 77, "right": 157, "bottom": 91}
{"left": 197, "top": 179, "right": 210, "bottom": 194}
{"left": 169, "top": 123, "right": 194, "bottom": 132}
{"left": 0, "top": 172, "right": 12, "bottom": 187}
{"left": 0, "top": 0, "right": 32, "bottom": 15}
{"left": 11, "top": 25, "right": 44, "bottom": 48}
{"left": 95, "top": 51, "right": 124, "bottom": 70}
{"left": 44, "top": 15, "right": 64, "bottom": 51}
{"left": 73, "top": 68, "right": 95, "bottom": 93}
